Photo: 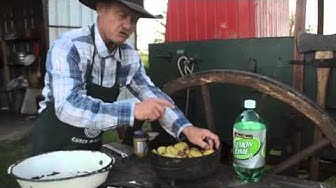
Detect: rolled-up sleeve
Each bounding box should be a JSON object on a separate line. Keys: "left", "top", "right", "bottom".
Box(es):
{"left": 127, "top": 63, "right": 192, "bottom": 138}
{"left": 46, "top": 39, "right": 134, "bottom": 130}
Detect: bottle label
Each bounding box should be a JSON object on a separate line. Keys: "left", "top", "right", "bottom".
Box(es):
{"left": 134, "top": 140, "right": 148, "bottom": 157}
{"left": 136, "top": 141, "right": 147, "bottom": 152}
{"left": 233, "top": 122, "right": 266, "bottom": 169}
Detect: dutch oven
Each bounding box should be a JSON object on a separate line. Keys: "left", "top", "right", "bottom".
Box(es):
{"left": 149, "top": 142, "right": 221, "bottom": 180}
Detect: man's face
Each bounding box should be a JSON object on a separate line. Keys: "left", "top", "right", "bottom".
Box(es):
{"left": 96, "top": 2, "right": 139, "bottom": 46}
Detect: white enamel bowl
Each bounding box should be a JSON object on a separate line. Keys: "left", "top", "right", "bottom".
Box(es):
{"left": 8, "top": 150, "right": 115, "bottom": 188}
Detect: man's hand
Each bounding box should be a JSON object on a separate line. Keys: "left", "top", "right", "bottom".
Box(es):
{"left": 182, "top": 126, "right": 220, "bottom": 150}
{"left": 134, "top": 98, "right": 174, "bottom": 122}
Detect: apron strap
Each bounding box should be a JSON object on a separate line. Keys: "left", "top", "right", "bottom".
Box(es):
{"left": 85, "top": 25, "right": 96, "bottom": 84}
{"left": 86, "top": 24, "right": 121, "bottom": 87}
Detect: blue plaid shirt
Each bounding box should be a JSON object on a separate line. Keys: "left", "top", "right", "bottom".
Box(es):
{"left": 40, "top": 23, "right": 192, "bottom": 138}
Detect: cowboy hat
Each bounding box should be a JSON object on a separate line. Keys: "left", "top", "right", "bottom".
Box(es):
{"left": 79, "top": 0, "right": 158, "bottom": 18}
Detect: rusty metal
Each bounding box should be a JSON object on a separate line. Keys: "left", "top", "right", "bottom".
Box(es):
{"left": 162, "top": 70, "right": 336, "bottom": 173}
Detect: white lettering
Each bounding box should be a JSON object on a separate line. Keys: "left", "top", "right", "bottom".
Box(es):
{"left": 71, "top": 137, "right": 88, "bottom": 144}
{"left": 235, "top": 141, "right": 253, "bottom": 148}
{"left": 71, "top": 137, "right": 101, "bottom": 144}
{"left": 235, "top": 148, "right": 248, "bottom": 155}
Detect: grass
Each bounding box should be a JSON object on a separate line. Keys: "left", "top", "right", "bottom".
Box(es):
{"left": 102, "top": 129, "right": 120, "bottom": 143}
{"left": 0, "top": 133, "right": 32, "bottom": 187}
{"left": 324, "top": 176, "right": 336, "bottom": 187}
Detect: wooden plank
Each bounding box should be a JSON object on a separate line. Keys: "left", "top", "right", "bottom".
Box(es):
{"left": 0, "top": 40, "right": 10, "bottom": 84}
{"left": 270, "top": 138, "right": 330, "bottom": 174}
{"left": 291, "top": 0, "right": 307, "bottom": 177}
{"left": 200, "top": 85, "right": 216, "bottom": 132}
{"left": 0, "top": 20, "right": 10, "bottom": 84}
{"left": 317, "top": 0, "right": 324, "bottom": 35}
{"left": 292, "top": 0, "right": 306, "bottom": 92}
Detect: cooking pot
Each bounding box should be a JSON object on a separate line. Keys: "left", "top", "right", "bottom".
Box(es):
{"left": 11, "top": 52, "right": 35, "bottom": 66}
{"left": 149, "top": 144, "right": 220, "bottom": 180}
{"left": 8, "top": 150, "right": 115, "bottom": 188}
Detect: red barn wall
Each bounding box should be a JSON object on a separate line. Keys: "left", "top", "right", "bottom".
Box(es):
{"left": 165, "top": 0, "right": 289, "bottom": 42}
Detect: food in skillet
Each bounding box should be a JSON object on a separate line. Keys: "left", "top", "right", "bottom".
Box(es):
{"left": 152, "top": 142, "right": 214, "bottom": 158}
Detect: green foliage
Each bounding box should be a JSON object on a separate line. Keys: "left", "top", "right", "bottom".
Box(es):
{"left": 324, "top": 176, "right": 336, "bottom": 187}
{"left": 102, "top": 129, "right": 120, "bottom": 144}
{"left": 140, "top": 52, "right": 149, "bottom": 73}
{"left": 142, "top": 121, "right": 152, "bottom": 132}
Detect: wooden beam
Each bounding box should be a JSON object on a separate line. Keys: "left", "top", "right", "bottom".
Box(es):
{"left": 291, "top": 0, "right": 307, "bottom": 177}
{"left": 270, "top": 138, "right": 330, "bottom": 175}
{"left": 0, "top": 24, "right": 10, "bottom": 84}
{"left": 317, "top": 0, "right": 324, "bottom": 35}
{"left": 292, "top": 0, "right": 306, "bottom": 92}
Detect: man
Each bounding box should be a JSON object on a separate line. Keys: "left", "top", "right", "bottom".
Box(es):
{"left": 32, "top": 0, "right": 220, "bottom": 155}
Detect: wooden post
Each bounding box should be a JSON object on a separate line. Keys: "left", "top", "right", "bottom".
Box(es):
{"left": 317, "top": 0, "right": 324, "bottom": 35}
{"left": 0, "top": 25, "right": 10, "bottom": 84}
{"left": 293, "top": 1, "right": 306, "bottom": 91}
{"left": 291, "top": 0, "right": 306, "bottom": 176}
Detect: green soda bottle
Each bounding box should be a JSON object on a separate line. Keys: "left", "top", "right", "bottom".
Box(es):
{"left": 233, "top": 99, "right": 266, "bottom": 183}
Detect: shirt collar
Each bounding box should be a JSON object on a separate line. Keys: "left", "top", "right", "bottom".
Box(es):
{"left": 93, "top": 20, "right": 122, "bottom": 62}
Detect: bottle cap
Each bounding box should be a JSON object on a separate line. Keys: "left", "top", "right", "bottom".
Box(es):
{"left": 134, "top": 130, "right": 148, "bottom": 138}
{"left": 244, "top": 99, "right": 256, "bottom": 109}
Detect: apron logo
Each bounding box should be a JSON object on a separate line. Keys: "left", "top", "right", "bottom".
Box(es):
{"left": 84, "top": 128, "right": 101, "bottom": 138}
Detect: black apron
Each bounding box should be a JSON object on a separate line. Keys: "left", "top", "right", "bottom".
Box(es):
{"left": 32, "top": 25, "right": 121, "bottom": 155}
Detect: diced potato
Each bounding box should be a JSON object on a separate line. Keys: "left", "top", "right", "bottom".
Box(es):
{"left": 152, "top": 149, "right": 158, "bottom": 154}
{"left": 189, "top": 148, "right": 203, "bottom": 157}
{"left": 203, "top": 149, "right": 214, "bottom": 156}
{"left": 157, "top": 146, "right": 166, "bottom": 155}
{"left": 166, "top": 146, "right": 179, "bottom": 156}
{"left": 154, "top": 142, "right": 216, "bottom": 158}
{"left": 174, "top": 142, "right": 189, "bottom": 151}
{"left": 164, "top": 152, "right": 176, "bottom": 158}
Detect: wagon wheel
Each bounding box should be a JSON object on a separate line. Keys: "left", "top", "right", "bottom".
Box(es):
{"left": 161, "top": 69, "right": 336, "bottom": 175}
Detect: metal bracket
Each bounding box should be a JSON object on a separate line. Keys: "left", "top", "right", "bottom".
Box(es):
{"left": 247, "top": 58, "right": 257, "bottom": 73}
{"left": 312, "top": 58, "right": 336, "bottom": 68}
{"left": 289, "top": 58, "right": 336, "bottom": 68}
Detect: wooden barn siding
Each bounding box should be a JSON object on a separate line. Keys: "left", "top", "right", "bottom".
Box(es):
{"left": 165, "top": 0, "right": 289, "bottom": 42}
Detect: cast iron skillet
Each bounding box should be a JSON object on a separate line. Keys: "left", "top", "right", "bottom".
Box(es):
{"left": 149, "top": 143, "right": 220, "bottom": 180}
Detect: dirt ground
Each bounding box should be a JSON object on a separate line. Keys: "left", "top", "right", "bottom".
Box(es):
{"left": 0, "top": 112, "right": 35, "bottom": 142}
